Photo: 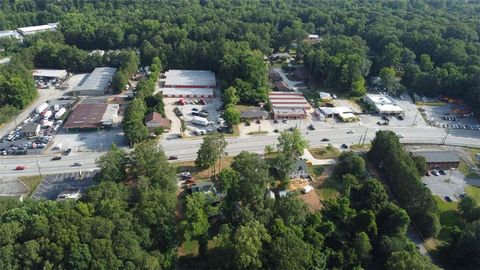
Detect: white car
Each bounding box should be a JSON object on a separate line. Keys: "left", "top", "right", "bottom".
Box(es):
{"left": 302, "top": 185, "right": 314, "bottom": 194}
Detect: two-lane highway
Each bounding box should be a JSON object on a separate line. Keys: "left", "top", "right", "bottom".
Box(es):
{"left": 1, "top": 126, "right": 479, "bottom": 177}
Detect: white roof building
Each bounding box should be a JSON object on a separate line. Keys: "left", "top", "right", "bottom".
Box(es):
{"left": 164, "top": 70, "right": 216, "bottom": 88}
{"left": 319, "top": 106, "right": 354, "bottom": 116}
{"left": 17, "top": 23, "right": 58, "bottom": 36}
{"left": 162, "top": 87, "right": 213, "bottom": 98}
{"left": 33, "top": 69, "right": 68, "bottom": 80}
{"left": 365, "top": 94, "right": 404, "bottom": 115}
{"left": 0, "top": 30, "right": 21, "bottom": 39}
{"left": 72, "top": 67, "right": 117, "bottom": 96}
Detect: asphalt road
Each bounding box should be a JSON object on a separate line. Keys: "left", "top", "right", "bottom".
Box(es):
{"left": 1, "top": 126, "right": 479, "bottom": 177}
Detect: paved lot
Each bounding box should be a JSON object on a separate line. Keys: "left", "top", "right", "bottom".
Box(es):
{"left": 163, "top": 95, "right": 223, "bottom": 138}
{"left": 31, "top": 170, "right": 98, "bottom": 200}
{"left": 0, "top": 176, "right": 29, "bottom": 198}
{"left": 422, "top": 103, "right": 480, "bottom": 130}
{"left": 48, "top": 128, "right": 127, "bottom": 154}
{"left": 422, "top": 169, "right": 480, "bottom": 201}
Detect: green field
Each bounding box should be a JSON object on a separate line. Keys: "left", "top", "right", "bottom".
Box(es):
{"left": 309, "top": 146, "right": 341, "bottom": 159}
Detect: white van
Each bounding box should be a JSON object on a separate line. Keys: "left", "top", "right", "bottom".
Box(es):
{"left": 302, "top": 185, "right": 314, "bottom": 194}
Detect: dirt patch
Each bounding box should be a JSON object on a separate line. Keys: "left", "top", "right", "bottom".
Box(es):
{"left": 300, "top": 190, "right": 323, "bottom": 211}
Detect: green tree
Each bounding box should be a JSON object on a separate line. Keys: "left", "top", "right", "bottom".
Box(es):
{"left": 233, "top": 220, "right": 271, "bottom": 270}
{"left": 96, "top": 144, "right": 127, "bottom": 183}
{"left": 386, "top": 251, "right": 440, "bottom": 270}
{"left": 380, "top": 66, "right": 402, "bottom": 94}
{"left": 223, "top": 86, "right": 239, "bottom": 105}
{"left": 195, "top": 132, "right": 227, "bottom": 177}
{"left": 277, "top": 129, "right": 309, "bottom": 159}
{"left": 222, "top": 105, "right": 241, "bottom": 126}
{"left": 181, "top": 193, "right": 210, "bottom": 241}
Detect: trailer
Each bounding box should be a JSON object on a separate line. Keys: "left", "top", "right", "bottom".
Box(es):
{"left": 192, "top": 116, "right": 209, "bottom": 126}
{"left": 35, "top": 103, "right": 48, "bottom": 114}
{"left": 54, "top": 107, "right": 66, "bottom": 119}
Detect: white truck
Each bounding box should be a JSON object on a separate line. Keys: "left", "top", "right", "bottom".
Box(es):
{"left": 43, "top": 110, "right": 52, "bottom": 119}
{"left": 53, "top": 104, "right": 60, "bottom": 112}
{"left": 55, "top": 108, "right": 66, "bottom": 119}
{"left": 192, "top": 116, "right": 210, "bottom": 126}
{"left": 36, "top": 103, "right": 48, "bottom": 114}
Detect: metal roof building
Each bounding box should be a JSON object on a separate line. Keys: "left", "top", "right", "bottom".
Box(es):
{"left": 0, "top": 30, "right": 21, "bottom": 39}
{"left": 269, "top": 92, "right": 310, "bottom": 119}
{"left": 33, "top": 69, "right": 68, "bottom": 80}
{"left": 17, "top": 23, "right": 58, "bottom": 36}
{"left": 64, "top": 103, "right": 118, "bottom": 130}
{"left": 164, "top": 70, "right": 216, "bottom": 88}
{"left": 72, "top": 67, "right": 116, "bottom": 96}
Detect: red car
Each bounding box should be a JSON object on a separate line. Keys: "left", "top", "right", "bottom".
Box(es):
{"left": 15, "top": 166, "right": 25, "bottom": 170}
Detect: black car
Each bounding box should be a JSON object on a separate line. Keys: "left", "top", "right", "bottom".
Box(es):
{"left": 168, "top": 156, "right": 178, "bottom": 160}
{"left": 51, "top": 156, "right": 62, "bottom": 161}
{"left": 282, "top": 119, "right": 287, "bottom": 123}
{"left": 307, "top": 124, "right": 315, "bottom": 130}
{"left": 273, "top": 129, "right": 279, "bottom": 133}
{"left": 192, "top": 108, "right": 199, "bottom": 111}
{"left": 64, "top": 148, "right": 72, "bottom": 155}
{"left": 445, "top": 196, "right": 453, "bottom": 202}
{"left": 321, "top": 138, "right": 330, "bottom": 142}
{"left": 439, "top": 169, "right": 447, "bottom": 175}
{"left": 273, "top": 119, "right": 279, "bottom": 124}
{"left": 341, "top": 144, "right": 348, "bottom": 149}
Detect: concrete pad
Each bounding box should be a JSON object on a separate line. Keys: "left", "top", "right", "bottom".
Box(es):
{"left": 0, "top": 176, "right": 29, "bottom": 198}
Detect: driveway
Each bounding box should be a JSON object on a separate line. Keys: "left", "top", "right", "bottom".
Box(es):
{"left": 301, "top": 149, "right": 337, "bottom": 166}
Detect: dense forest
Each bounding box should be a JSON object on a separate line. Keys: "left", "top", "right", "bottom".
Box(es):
{"left": 1, "top": 0, "right": 479, "bottom": 113}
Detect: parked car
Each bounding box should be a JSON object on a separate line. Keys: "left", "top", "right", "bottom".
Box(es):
{"left": 459, "top": 192, "right": 468, "bottom": 199}
{"left": 168, "top": 156, "right": 178, "bottom": 160}
{"left": 307, "top": 124, "right": 315, "bottom": 130}
{"left": 64, "top": 148, "right": 72, "bottom": 155}
{"left": 445, "top": 196, "right": 453, "bottom": 202}
{"left": 282, "top": 119, "right": 287, "bottom": 123}
{"left": 15, "top": 166, "right": 25, "bottom": 170}
{"left": 341, "top": 144, "right": 349, "bottom": 149}
{"left": 439, "top": 169, "right": 447, "bottom": 175}
{"left": 302, "top": 185, "right": 314, "bottom": 194}
{"left": 431, "top": 170, "right": 439, "bottom": 176}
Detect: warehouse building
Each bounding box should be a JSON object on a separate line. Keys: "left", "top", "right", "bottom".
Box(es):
{"left": 17, "top": 23, "right": 58, "bottom": 36}
{"left": 64, "top": 103, "right": 119, "bottom": 131}
{"left": 269, "top": 92, "right": 311, "bottom": 119}
{"left": 413, "top": 151, "right": 461, "bottom": 170}
{"left": 72, "top": 67, "right": 117, "bottom": 96}
{"left": 161, "top": 70, "right": 215, "bottom": 98}
{"left": 0, "top": 30, "right": 21, "bottom": 39}
{"left": 33, "top": 69, "right": 68, "bottom": 81}
{"left": 365, "top": 94, "right": 404, "bottom": 115}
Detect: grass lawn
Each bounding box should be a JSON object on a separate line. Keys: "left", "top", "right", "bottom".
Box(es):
{"left": 19, "top": 175, "right": 43, "bottom": 196}
{"left": 173, "top": 157, "right": 234, "bottom": 180}
{"left": 349, "top": 144, "right": 371, "bottom": 151}
{"left": 317, "top": 176, "right": 341, "bottom": 201}
{"left": 465, "top": 185, "right": 480, "bottom": 203}
{"left": 309, "top": 146, "right": 341, "bottom": 159}
{"left": 235, "top": 104, "right": 256, "bottom": 113}
{"left": 434, "top": 196, "right": 462, "bottom": 242}
{"left": 178, "top": 240, "right": 199, "bottom": 256}
{"left": 247, "top": 130, "right": 269, "bottom": 136}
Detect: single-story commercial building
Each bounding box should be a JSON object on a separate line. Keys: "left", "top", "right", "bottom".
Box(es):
{"left": 72, "top": 67, "right": 117, "bottom": 96}
{"left": 365, "top": 94, "right": 404, "bottom": 115}
{"left": 240, "top": 108, "right": 269, "bottom": 120}
{"left": 33, "top": 69, "right": 68, "bottom": 81}
{"left": 63, "top": 103, "right": 119, "bottom": 131}
{"left": 270, "top": 92, "right": 311, "bottom": 119}
{"left": 145, "top": 112, "right": 171, "bottom": 131}
{"left": 17, "top": 23, "right": 58, "bottom": 36}
{"left": 21, "top": 123, "right": 41, "bottom": 137}
{"left": 413, "top": 151, "right": 461, "bottom": 170}
{"left": 161, "top": 70, "right": 215, "bottom": 98}
{"left": 0, "top": 30, "right": 21, "bottom": 39}
{"left": 319, "top": 106, "right": 354, "bottom": 117}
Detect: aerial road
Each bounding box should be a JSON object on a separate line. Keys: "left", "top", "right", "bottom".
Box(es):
{"left": 1, "top": 125, "right": 479, "bottom": 177}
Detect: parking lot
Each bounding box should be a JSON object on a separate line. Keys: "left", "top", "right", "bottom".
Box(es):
{"left": 47, "top": 127, "right": 127, "bottom": 154}
{"left": 0, "top": 98, "right": 77, "bottom": 156}
{"left": 164, "top": 95, "right": 224, "bottom": 138}
{"left": 422, "top": 169, "right": 480, "bottom": 201}
{"left": 422, "top": 103, "right": 480, "bottom": 131}
{"left": 31, "top": 170, "right": 98, "bottom": 200}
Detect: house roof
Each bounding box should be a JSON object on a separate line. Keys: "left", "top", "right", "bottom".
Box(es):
{"left": 292, "top": 159, "right": 308, "bottom": 173}
{"left": 413, "top": 151, "right": 460, "bottom": 163}
{"left": 145, "top": 112, "right": 171, "bottom": 128}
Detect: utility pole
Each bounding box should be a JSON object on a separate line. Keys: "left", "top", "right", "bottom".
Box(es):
{"left": 441, "top": 129, "right": 450, "bottom": 145}
{"left": 362, "top": 127, "right": 368, "bottom": 146}
{"left": 34, "top": 149, "right": 42, "bottom": 178}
